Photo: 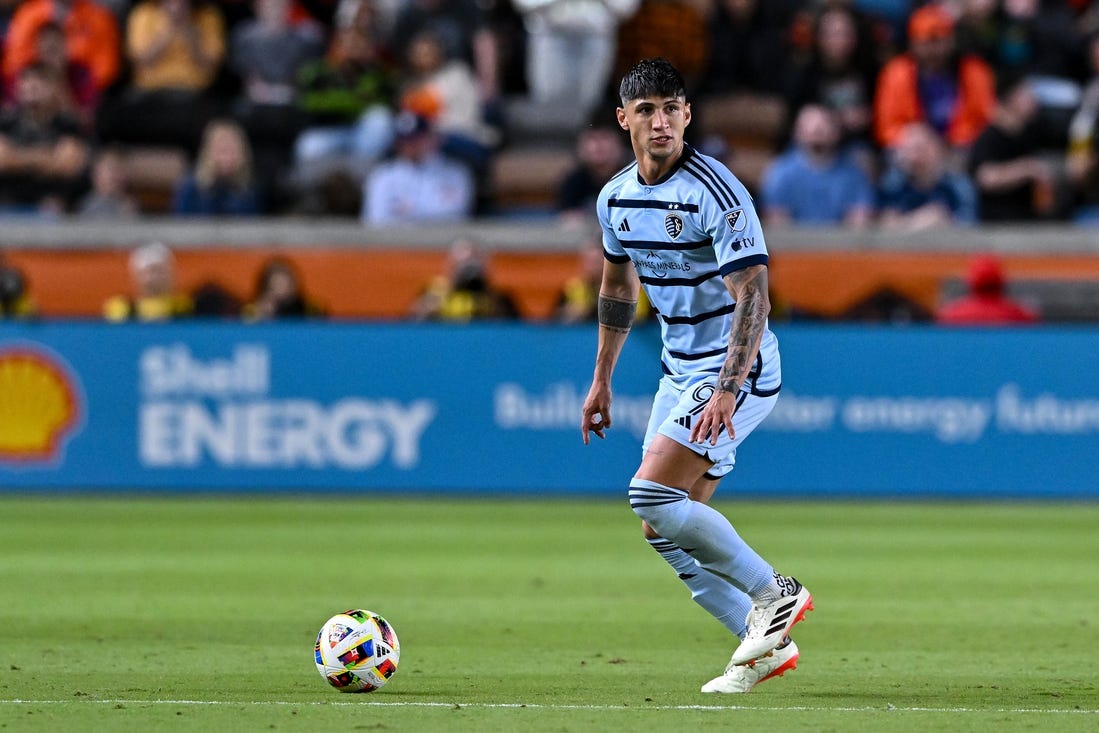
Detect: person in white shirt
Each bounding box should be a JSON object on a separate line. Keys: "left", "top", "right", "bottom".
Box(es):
{"left": 512, "top": 0, "right": 640, "bottom": 118}
{"left": 361, "top": 111, "right": 474, "bottom": 225}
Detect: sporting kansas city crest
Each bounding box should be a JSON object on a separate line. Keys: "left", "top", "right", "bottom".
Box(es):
{"left": 664, "top": 212, "right": 683, "bottom": 240}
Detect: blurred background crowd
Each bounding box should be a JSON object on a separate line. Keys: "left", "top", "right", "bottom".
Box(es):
{"left": 2, "top": 0, "right": 1099, "bottom": 327}
{"left": 0, "top": 0, "right": 1094, "bottom": 225}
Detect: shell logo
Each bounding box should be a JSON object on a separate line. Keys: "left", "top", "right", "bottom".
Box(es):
{"left": 0, "top": 346, "right": 82, "bottom": 463}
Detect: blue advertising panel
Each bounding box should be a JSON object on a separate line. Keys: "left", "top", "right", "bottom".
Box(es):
{"left": 1, "top": 322, "right": 1096, "bottom": 498}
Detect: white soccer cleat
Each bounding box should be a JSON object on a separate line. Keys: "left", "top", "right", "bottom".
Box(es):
{"left": 701, "top": 639, "right": 800, "bottom": 693}
{"left": 730, "top": 579, "right": 813, "bottom": 665}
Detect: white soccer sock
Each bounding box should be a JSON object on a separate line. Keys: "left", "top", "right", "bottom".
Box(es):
{"left": 629, "top": 478, "right": 777, "bottom": 600}
{"left": 647, "top": 537, "right": 751, "bottom": 638}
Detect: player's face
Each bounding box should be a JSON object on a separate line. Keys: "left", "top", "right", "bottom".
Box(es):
{"left": 617, "top": 96, "right": 691, "bottom": 166}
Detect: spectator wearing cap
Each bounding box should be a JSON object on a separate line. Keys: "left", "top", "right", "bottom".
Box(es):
{"left": 873, "top": 2, "right": 995, "bottom": 151}
{"left": 361, "top": 112, "right": 474, "bottom": 225}
{"left": 936, "top": 253, "right": 1038, "bottom": 325}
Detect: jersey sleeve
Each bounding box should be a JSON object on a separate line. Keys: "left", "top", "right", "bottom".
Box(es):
{"left": 699, "top": 163, "right": 769, "bottom": 277}
{"left": 596, "top": 180, "right": 630, "bottom": 264}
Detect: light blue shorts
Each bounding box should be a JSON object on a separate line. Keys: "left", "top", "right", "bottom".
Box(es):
{"left": 641, "top": 375, "right": 779, "bottom": 478}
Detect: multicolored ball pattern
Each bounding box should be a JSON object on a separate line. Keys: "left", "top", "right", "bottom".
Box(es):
{"left": 314, "top": 609, "right": 400, "bottom": 693}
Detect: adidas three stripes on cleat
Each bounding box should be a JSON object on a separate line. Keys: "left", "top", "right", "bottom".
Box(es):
{"left": 730, "top": 580, "right": 813, "bottom": 665}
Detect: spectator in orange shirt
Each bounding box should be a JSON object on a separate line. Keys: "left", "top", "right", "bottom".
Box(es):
{"left": 20, "top": 21, "right": 101, "bottom": 129}
{"left": 2, "top": 0, "right": 121, "bottom": 97}
{"left": 936, "top": 253, "right": 1038, "bottom": 326}
{"left": 873, "top": 3, "right": 995, "bottom": 152}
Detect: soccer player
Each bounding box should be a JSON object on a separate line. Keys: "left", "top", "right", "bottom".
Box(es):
{"left": 580, "top": 58, "right": 813, "bottom": 693}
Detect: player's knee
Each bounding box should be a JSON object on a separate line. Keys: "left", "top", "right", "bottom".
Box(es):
{"left": 641, "top": 520, "right": 660, "bottom": 540}
{"left": 629, "top": 478, "right": 690, "bottom": 537}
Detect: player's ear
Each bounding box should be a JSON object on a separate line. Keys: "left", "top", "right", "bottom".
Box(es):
{"left": 684, "top": 102, "right": 691, "bottom": 128}
{"left": 616, "top": 107, "right": 629, "bottom": 131}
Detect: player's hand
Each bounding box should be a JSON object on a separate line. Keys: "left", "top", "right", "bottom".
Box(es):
{"left": 690, "top": 389, "right": 738, "bottom": 446}
{"left": 583, "top": 412, "right": 608, "bottom": 444}
{"left": 581, "top": 384, "right": 612, "bottom": 445}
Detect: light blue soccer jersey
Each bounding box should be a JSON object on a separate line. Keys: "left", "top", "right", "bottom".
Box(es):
{"left": 597, "top": 144, "right": 780, "bottom": 396}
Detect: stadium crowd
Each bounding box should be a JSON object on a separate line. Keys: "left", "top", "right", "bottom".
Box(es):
{"left": 0, "top": 0, "right": 1094, "bottom": 224}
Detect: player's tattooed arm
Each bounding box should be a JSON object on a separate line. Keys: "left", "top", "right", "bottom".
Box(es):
{"left": 719, "top": 264, "right": 770, "bottom": 394}
{"left": 597, "top": 294, "right": 637, "bottom": 333}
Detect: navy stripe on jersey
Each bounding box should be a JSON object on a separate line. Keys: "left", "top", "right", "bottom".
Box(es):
{"left": 599, "top": 144, "right": 780, "bottom": 390}
{"left": 682, "top": 155, "right": 741, "bottom": 209}
{"left": 608, "top": 161, "right": 637, "bottom": 184}
{"left": 605, "top": 250, "right": 631, "bottom": 264}
{"left": 719, "top": 253, "right": 769, "bottom": 276}
{"left": 608, "top": 198, "right": 700, "bottom": 213}
{"left": 663, "top": 360, "right": 711, "bottom": 375}
{"left": 748, "top": 351, "right": 782, "bottom": 396}
{"left": 661, "top": 302, "right": 737, "bottom": 325}
{"left": 685, "top": 156, "right": 741, "bottom": 208}
{"left": 667, "top": 346, "right": 727, "bottom": 361}
{"left": 639, "top": 270, "right": 719, "bottom": 287}
{"left": 619, "top": 238, "right": 712, "bottom": 252}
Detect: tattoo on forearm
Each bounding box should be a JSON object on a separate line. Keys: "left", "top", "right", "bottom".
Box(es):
{"left": 719, "top": 269, "right": 769, "bottom": 393}
{"left": 597, "top": 294, "right": 636, "bottom": 333}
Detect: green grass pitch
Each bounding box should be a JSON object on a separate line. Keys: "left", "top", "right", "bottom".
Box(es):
{"left": 1, "top": 497, "right": 1096, "bottom": 732}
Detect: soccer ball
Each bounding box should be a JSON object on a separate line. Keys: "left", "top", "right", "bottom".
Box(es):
{"left": 314, "top": 609, "right": 400, "bottom": 692}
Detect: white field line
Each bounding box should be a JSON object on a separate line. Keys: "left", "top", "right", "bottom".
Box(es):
{"left": 0, "top": 699, "right": 1096, "bottom": 715}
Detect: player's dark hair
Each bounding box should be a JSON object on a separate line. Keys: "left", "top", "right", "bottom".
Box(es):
{"left": 618, "top": 58, "right": 686, "bottom": 106}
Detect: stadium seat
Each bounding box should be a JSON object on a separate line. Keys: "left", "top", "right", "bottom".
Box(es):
{"left": 488, "top": 144, "right": 575, "bottom": 215}
{"left": 119, "top": 146, "right": 189, "bottom": 214}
